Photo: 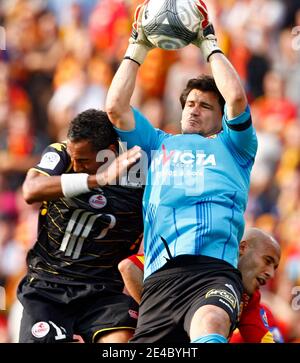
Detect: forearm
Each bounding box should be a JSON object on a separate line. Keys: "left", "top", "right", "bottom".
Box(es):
{"left": 23, "top": 146, "right": 141, "bottom": 204}
{"left": 106, "top": 1, "right": 152, "bottom": 130}
{"left": 24, "top": 174, "right": 98, "bottom": 203}
{"left": 23, "top": 175, "right": 64, "bottom": 203}
{"left": 209, "top": 53, "right": 247, "bottom": 118}
{"left": 106, "top": 59, "right": 139, "bottom": 130}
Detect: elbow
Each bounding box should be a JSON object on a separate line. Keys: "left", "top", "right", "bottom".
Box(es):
{"left": 118, "top": 258, "right": 131, "bottom": 276}
{"left": 106, "top": 95, "right": 133, "bottom": 130}
{"left": 235, "top": 92, "right": 247, "bottom": 107}
{"left": 106, "top": 94, "right": 118, "bottom": 116}
{"left": 226, "top": 93, "right": 248, "bottom": 116}
{"left": 23, "top": 190, "right": 34, "bottom": 204}
{"left": 106, "top": 107, "right": 120, "bottom": 126}
{"left": 229, "top": 89, "right": 248, "bottom": 109}
{"left": 22, "top": 183, "right": 37, "bottom": 204}
{"left": 106, "top": 100, "right": 122, "bottom": 126}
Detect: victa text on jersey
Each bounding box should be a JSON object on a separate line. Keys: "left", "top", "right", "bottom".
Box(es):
{"left": 152, "top": 149, "right": 217, "bottom": 169}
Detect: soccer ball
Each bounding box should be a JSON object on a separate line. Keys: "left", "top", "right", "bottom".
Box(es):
{"left": 141, "top": 0, "right": 207, "bottom": 50}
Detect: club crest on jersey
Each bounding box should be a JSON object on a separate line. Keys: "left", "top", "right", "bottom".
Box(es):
{"left": 89, "top": 194, "right": 107, "bottom": 209}
{"left": 128, "top": 309, "right": 138, "bottom": 320}
{"left": 31, "top": 321, "right": 50, "bottom": 338}
{"left": 37, "top": 152, "right": 60, "bottom": 170}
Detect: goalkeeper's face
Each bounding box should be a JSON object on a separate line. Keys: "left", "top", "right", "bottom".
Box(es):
{"left": 180, "top": 89, "right": 223, "bottom": 137}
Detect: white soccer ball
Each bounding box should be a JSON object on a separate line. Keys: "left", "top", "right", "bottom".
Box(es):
{"left": 142, "top": 0, "right": 207, "bottom": 50}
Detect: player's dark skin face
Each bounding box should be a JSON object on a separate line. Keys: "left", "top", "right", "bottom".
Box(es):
{"left": 67, "top": 139, "right": 102, "bottom": 175}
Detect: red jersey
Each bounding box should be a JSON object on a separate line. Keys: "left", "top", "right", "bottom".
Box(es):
{"left": 230, "top": 290, "right": 283, "bottom": 343}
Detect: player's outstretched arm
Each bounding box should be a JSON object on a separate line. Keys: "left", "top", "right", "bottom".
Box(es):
{"left": 193, "top": 3, "right": 247, "bottom": 118}
{"left": 23, "top": 146, "right": 142, "bottom": 203}
{"left": 106, "top": 2, "right": 153, "bottom": 130}
{"left": 106, "top": 60, "right": 139, "bottom": 131}
{"left": 209, "top": 51, "right": 247, "bottom": 119}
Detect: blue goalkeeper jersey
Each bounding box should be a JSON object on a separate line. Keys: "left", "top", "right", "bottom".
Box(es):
{"left": 116, "top": 106, "right": 257, "bottom": 279}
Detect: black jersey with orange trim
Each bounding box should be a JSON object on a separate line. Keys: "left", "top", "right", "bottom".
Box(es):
{"left": 27, "top": 142, "right": 144, "bottom": 284}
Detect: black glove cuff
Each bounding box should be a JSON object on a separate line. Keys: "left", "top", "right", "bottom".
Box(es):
{"left": 203, "top": 23, "right": 216, "bottom": 37}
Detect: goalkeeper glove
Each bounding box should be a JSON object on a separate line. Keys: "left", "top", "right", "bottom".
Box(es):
{"left": 124, "top": 2, "right": 154, "bottom": 66}
{"left": 193, "top": 23, "right": 223, "bottom": 62}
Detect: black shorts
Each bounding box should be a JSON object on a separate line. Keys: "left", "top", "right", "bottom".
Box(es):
{"left": 17, "top": 276, "right": 139, "bottom": 343}
{"left": 130, "top": 255, "right": 243, "bottom": 343}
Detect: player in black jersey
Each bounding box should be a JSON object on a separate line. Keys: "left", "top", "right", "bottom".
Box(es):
{"left": 17, "top": 109, "right": 144, "bottom": 343}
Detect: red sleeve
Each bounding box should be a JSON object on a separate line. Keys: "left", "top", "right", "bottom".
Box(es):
{"left": 127, "top": 254, "right": 144, "bottom": 271}
{"left": 237, "top": 290, "right": 275, "bottom": 343}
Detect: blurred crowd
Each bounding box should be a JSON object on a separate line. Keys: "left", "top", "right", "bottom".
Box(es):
{"left": 0, "top": 0, "right": 300, "bottom": 343}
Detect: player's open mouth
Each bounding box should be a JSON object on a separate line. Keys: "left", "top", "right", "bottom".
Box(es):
{"left": 256, "top": 277, "right": 266, "bottom": 286}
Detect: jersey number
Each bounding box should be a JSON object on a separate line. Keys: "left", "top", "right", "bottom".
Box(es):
{"left": 59, "top": 209, "right": 116, "bottom": 259}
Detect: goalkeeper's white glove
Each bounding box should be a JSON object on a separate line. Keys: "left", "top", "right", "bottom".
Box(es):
{"left": 194, "top": 23, "right": 223, "bottom": 62}
{"left": 192, "top": 0, "right": 223, "bottom": 62}
{"left": 124, "top": 2, "right": 154, "bottom": 66}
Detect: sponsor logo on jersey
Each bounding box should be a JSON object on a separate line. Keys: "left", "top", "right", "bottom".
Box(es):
{"left": 155, "top": 147, "right": 216, "bottom": 167}
{"left": 37, "top": 152, "right": 60, "bottom": 170}
{"left": 31, "top": 321, "right": 50, "bottom": 338}
{"left": 260, "top": 307, "right": 269, "bottom": 328}
{"left": 128, "top": 309, "right": 138, "bottom": 320}
{"left": 150, "top": 148, "right": 215, "bottom": 194}
{"left": 206, "top": 289, "right": 236, "bottom": 308}
{"left": 89, "top": 194, "right": 107, "bottom": 209}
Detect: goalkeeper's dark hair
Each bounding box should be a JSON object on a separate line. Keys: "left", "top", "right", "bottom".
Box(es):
{"left": 180, "top": 75, "right": 225, "bottom": 114}
{"left": 67, "top": 109, "right": 118, "bottom": 151}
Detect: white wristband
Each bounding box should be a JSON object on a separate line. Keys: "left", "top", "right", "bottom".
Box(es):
{"left": 200, "top": 36, "right": 223, "bottom": 62}
{"left": 61, "top": 173, "right": 90, "bottom": 198}
{"left": 124, "top": 43, "right": 149, "bottom": 66}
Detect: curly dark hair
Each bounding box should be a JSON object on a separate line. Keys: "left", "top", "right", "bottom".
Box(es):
{"left": 67, "top": 109, "right": 118, "bottom": 151}
{"left": 179, "top": 75, "right": 225, "bottom": 114}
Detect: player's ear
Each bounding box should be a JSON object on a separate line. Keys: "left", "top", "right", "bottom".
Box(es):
{"left": 239, "top": 240, "right": 248, "bottom": 256}
{"left": 107, "top": 144, "right": 117, "bottom": 154}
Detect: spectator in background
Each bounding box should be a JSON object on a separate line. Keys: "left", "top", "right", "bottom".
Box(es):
{"left": 274, "top": 27, "right": 300, "bottom": 112}
{"left": 0, "top": 109, "right": 49, "bottom": 190}
{"left": 251, "top": 70, "right": 297, "bottom": 135}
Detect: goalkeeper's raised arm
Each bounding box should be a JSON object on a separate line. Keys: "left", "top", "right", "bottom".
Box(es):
{"left": 192, "top": 3, "right": 248, "bottom": 119}
{"left": 106, "top": 2, "right": 153, "bottom": 131}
